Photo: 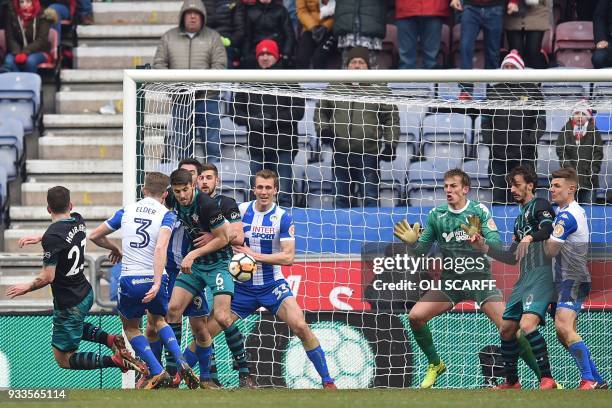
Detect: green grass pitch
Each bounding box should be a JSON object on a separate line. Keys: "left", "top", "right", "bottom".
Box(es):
{"left": 2, "top": 389, "right": 610, "bottom": 408}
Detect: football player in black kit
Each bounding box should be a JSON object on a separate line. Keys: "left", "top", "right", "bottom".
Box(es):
{"left": 6, "top": 186, "right": 147, "bottom": 374}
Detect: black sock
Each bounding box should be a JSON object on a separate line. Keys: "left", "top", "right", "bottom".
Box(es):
{"left": 501, "top": 338, "right": 520, "bottom": 384}
{"left": 525, "top": 330, "right": 552, "bottom": 378}
{"left": 82, "top": 322, "right": 109, "bottom": 346}
{"left": 224, "top": 324, "right": 249, "bottom": 374}
{"left": 68, "top": 352, "right": 114, "bottom": 370}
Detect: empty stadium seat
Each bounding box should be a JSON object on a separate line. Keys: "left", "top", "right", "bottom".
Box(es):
{"left": 422, "top": 113, "right": 472, "bottom": 142}
{"left": 304, "top": 163, "right": 334, "bottom": 208}
{"left": 0, "top": 72, "right": 42, "bottom": 133}
{"left": 0, "top": 116, "right": 25, "bottom": 180}
{"left": 407, "top": 186, "right": 446, "bottom": 207}
{"left": 218, "top": 159, "right": 250, "bottom": 189}
{"left": 379, "top": 182, "right": 403, "bottom": 207}
{"left": 0, "top": 164, "right": 7, "bottom": 213}
{"left": 536, "top": 145, "right": 561, "bottom": 182}
{"left": 541, "top": 80, "right": 589, "bottom": 101}
{"left": 219, "top": 116, "right": 247, "bottom": 144}
{"left": 554, "top": 21, "right": 594, "bottom": 68}
{"left": 389, "top": 82, "right": 436, "bottom": 99}
{"left": 379, "top": 142, "right": 413, "bottom": 184}
{"left": 438, "top": 81, "right": 487, "bottom": 101}
{"left": 595, "top": 111, "right": 612, "bottom": 136}
{"left": 542, "top": 109, "right": 572, "bottom": 143}
{"left": 591, "top": 82, "right": 612, "bottom": 101}
{"left": 397, "top": 105, "right": 423, "bottom": 143}
{"left": 297, "top": 99, "right": 316, "bottom": 137}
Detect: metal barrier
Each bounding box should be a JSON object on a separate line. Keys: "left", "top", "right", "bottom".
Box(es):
{"left": 93, "top": 255, "right": 117, "bottom": 310}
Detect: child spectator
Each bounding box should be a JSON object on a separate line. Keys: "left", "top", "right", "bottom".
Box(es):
{"left": 556, "top": 100, "right": 604, "bottom": 204}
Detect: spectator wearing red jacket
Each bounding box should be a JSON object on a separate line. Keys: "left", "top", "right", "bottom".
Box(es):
{"left": 396, "top": 0, "right": 450, "bottom": 69}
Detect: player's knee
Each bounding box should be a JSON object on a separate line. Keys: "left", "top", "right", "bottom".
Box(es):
{"left": 518, "top": 321, "right": 538, "bottom": 336}
{"left": 292, "top": 320, "right": 311, "bottom": 340}
{"left": 408, "top": 311, "right": 425, "bottom": 329}
{"left": 499, "top": 322, "right": 517, "bottom": 340}
{"left": 144, "top": 323, "right": 157, "bottom": 340}
{"left": 554, "top": 321, "right": 572, "bottom": 345}
{"left": 54, "top": 352, "right": 71, "bottom": 369}
{"left": 213, "top": 309, "right": 233, "bottom": 329}
{"left": 167, "top": 302, "right": 183, "bottom": 323}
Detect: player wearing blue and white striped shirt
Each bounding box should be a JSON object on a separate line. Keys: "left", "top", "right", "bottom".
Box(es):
{"left": 229, "top": 169, "right": 336, "bottom": 389}
{"left": 89, "top": 172, "right": 199, "bottom": 389}
{"left": 544, "top": 168, "right": 606, "bottom": 389}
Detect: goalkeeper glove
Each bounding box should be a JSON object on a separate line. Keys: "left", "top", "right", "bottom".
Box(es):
{"left": 460, "top": 215, "right": 482, "bottom": 237}
{"left": 393, "top": 220, "right": 421, "bottom": 244}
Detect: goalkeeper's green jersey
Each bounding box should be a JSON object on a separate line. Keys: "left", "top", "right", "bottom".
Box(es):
{"left": 414, "top": 200, "right": 501, "bottom": 278}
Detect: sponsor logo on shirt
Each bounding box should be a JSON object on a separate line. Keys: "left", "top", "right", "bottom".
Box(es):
{"left": 487, "top": 218, "right": 497, "bottom": 231}
{"left": 288, "top": 225, "right": 295, "bottom": 237}
{"left": 210, "top": 213, "right": 223, "bottom": 225}
{"left": 251, "top": 225, "right": 276, "bottom": 240}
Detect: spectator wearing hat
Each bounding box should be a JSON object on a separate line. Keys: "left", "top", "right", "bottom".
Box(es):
{"left": 504, "top": 0, "right": 551, "bottom": 69}
{"left": 242, "top": 0, "right": 295, "bottom": 68}
{"left": 481, "top": 50, "right": 546, "bottom": 204}
{"left": 295, "top": 0, "right": 337, "bottom": 68}
{"left": 556, "top": 100, "right": 604, "bottom": 204}
{"left": 395, "top": 0, "right": 450, "bottom": 69}
{"left": 592, "top": 0, "right": 612, "bottom": 68}
{"left": 230, "top": 39, "right": 305, "bottom": 206}
{"left": 3, "top": 0, "right": 56, "bottom": 73}
{"left": 314, "top": 47, "right": 400, "bottom": 207}
{"left": 153, "top": 0, "right": 227, "bottom": 162}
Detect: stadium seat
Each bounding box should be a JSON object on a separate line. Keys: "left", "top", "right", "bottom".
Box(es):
{"left": 542, "top": 28, "right": 554, "bottom": 56}
{"left": 437, "top": 81, "right": 487, "bottom": 101}
{"left": 0, "top": 72, "right": 42, "bottom": 133}
{"left": 389, "top": 82, "right": 436, "bottom": 99}
{"left": 304, "top": 161, "right": 334, "bottom": 208}
{"left": 462, "top": 156, "right": 490, "bottom": 189}
{"left": 594, "top": 111, "right": 612, "bottom": 137}
{"left": 598, "top": 145, "right": 612, "bottom": 198}
{"left": 0, "top": 116, "right": 25, "bottom": 180}
{"left": 379, "top": 142, "right": 413, "bottom": 184}
{"left": 467, "top": 187, "right": 493, "bottom": 205}
{"left": 542, "top": 109, "right": 572, "bottom": 143}
{"left": 219, "top": 184, "right": 248, "bottom": 204}
{"left": 407, "top": 186, "right": 446, "bottom": 207}
{"left": 396, "top": 104, "right": 424, "bottom": 143}
{"left": 591, "top": 82, "right": 612, "bottom": 101}
{"left": 554, "top": 21, "right": 594, "bottom": 68}
{"left": 297, "top": 99, "right": 316, "bottom": 137}
{"left": 218, "top": 159, "right": 250, "bottom": 190}
{"left": 536, "top": 144, "right": 561, "bottom": 183}
{"left": 541, "top": 79, "right": 589, "bottom": 101}
{"left": 379, "top": 182, "right": 403, "bottom": 207}
{"left": 422, "top": 112, "right": 472, "bottom": 143}
{"left": 220, "top": 116, "right": 247, "bottom": 144}
{"left": 407, "top": 160, "right": 446, "bottom": 189}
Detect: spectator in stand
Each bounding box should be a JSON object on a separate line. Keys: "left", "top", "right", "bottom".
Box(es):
{"left": 76, "top": 0, "right": 92, "bottom": 25}
{"left": 504, "top": 0, "right": 551, "bottom": 69}
{"left": 230, "top": 39, "right": 305, "bottom": 207}
{"left": 482, "top": 50, "right": 545, "bottom": 204}
{"left": 3, "top": 0, "right": 55, "bottom": 73}
{"left": 452, "top": 0, "right": 518, "bottom": 98}
{"left": 153, "top": 0, "right": 226, "bottom": 162}
{"left": 242, "top": 0, "right": 295, "bottom": 68}
{"left": 333, "top": 0, "right": 386, "bottom": 69}
{"left": 395, "top": 0, "right": 450, "bottom": 69}
{"left": 314, "top": 47, "right": 400, "bottom": 208}
{"left": 202, "top": 0, "right": 245, "bottom": 68}
{"left": 556, "top": 100, "right": 604, "bottom": 204}
{"left": 592, "top": 0, "right": 612, "bottom": 68}
{"left": 284, "top": 0, "right": 299, "bottom": 33}
{"left": 295, "top": 0, "right": 337, "bottom": 69}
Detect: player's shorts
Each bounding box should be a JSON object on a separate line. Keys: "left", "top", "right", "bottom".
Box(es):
{"left": 167, "top": 268, "right": 210, "bottom": 317}
{"left": 550, "top": 279, "right": 591, "bottom": 316}
{"left": 440, "top": 276, "right": 503, "bottom": 307}
{"left": 503, "top": 269, "right": 555, "bottom": 323}
{"left": 231, "top": 279, "right": 293, "bottom": 319}
{"left": 117, "top": 274, "right": 169, "bottom": 319}
{"left": 175, "top": 260, "right": 234, "bottom": 298}
{"left": 52, "top": 288, "right": 94, "bottom": 352}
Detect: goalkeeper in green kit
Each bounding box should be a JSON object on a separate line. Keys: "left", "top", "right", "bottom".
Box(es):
{"left": 394, "top": 169, "right": 541, "bottom": 388}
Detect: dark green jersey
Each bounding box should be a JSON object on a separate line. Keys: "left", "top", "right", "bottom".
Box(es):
{"left": 415, "top": 200, "right": 501, "bottom": 277}
{"left": 512, "top": 197, "right": 554, "bottom": 283}
{"left": 166, "top": 189, "right": 232, "bottom": 264}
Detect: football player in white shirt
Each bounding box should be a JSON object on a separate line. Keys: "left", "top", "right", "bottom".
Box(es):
{"left": 89, "top": 172, "right": 199, "bottom": 389}
{"left": 544, "top": 168, "right": 606, "bottom": 389}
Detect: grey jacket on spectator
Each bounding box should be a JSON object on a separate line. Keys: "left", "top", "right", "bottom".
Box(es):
{"left": 153, "top": 0, "right": 227, "bottom": 70}
{"left": 556, "top": 119, "right": 604, "bottom": 190}
{"left": 314, "top": 84, "right": 400, "bottom": 155}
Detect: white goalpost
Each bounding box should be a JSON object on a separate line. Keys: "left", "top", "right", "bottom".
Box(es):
{"left": 122, "top": 69, "right": 612, "bottom": 389}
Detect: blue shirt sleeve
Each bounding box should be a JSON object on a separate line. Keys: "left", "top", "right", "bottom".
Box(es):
{"left": 105, "top": 208, "right": 124, "bottom": 231}
{"left": 161, "top": 211, "right": 176, "bottom": 229}
{"left": 279, "top": 212, "right": 294, "bottom": 240}
{"left": 551, "top": 211, "right": 578, "bottom": 241}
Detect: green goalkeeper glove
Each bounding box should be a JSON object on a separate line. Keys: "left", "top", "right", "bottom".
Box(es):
{"left": 393, "top": 220, "right": 421, "bottom": 244}
{"left": 460, "top": 215, "right": 482, "bottom": 237}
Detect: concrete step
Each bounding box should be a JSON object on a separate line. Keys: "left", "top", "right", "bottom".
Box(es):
{"left": 44, "top": 114, "right": 122, "bottom": 129}
{"left": 55, "top": 90, "right": 172, "bottom": 115}
{"left": 27, "top": 160, "right": 122, "bottom": 175}
{"left": 22, "top": 181, "right": 123, "bottom": 206}
{"left": 60, "top": 69, "right": 123, "bottom": 92}
{"left": 10, "top": 206, "right": 116, "bottom": 221}
{"left": 77, "top": 24, "right": 174, "bottom": 39}
{"left": 56, "top": 91, "right": 123, "bottom": 114}
{"left": 74, "top": 46, "right": 156, "bottom": 69}
{"left": 38, "top": 134, "right": 164, "bottom": 159}
{"left": 93, "top": 1, "right": 181, "bottom": 25}
{"left": 4, "top": 228, "right": 122, "bottom": 253}
{"left": 38, "top": 136, "right": 123, "bottom": 159}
